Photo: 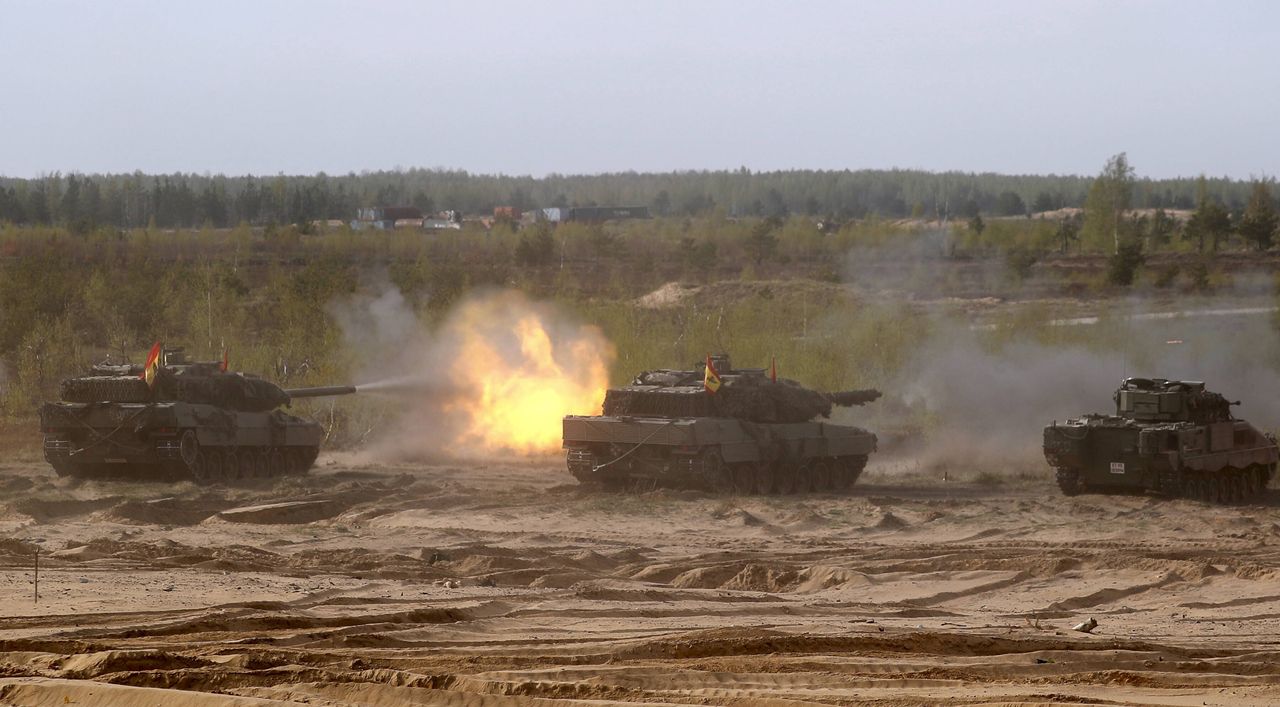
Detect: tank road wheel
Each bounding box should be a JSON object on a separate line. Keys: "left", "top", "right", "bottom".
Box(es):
{"left": 180, "top": 430, "right": 200, "bottom": 468}
{"left": 811, "top": 459, "right": 835, "bottom": 493}
{"left": 752, "top": 462, "right": 775, "bottom": 495}
{"left": 202, "top": 449, "right": 224, "bottom": 484}
{"left": 223, "top": 452, "right": 240, "bottom": 482}
{"left": 793, "top": 464, "right": 815, "bottom": 494}
{"left": 1209, "top": 475, "right": 1226, "bottom": 504}
{"left": 1180, "top": 474, "right": 1195, "bottom": 500}
{"left": 1055, "top": 467, "right": 1082, "bottom": 496}
{"left": 300, "top": 447, "right": 320, "bottom": 473}
{"left": 1194, "top": 476, "right": 1212, "bottom": 503}
{"left": 844, "top": 456, "right": 868, "bottom": 490}
{"left": 282, "top": 449, "right": 302, "bottom": 476}
{"left": 1229, "top": 471, "right": 1247, "bottom": 504}
{"left": 1246, "top": 466, "right": 1266, "bottom": 500}
{"left": 236, "top": 453, "right": 256, "bottom": 481}
{"left": 267, "top": 449, "right": 286, "bottom": 477}
{"left": 774, "top": 464, "right": 798, "bottom": 495}
{"left": 698, "top": 450, "right": 733, "bottom": 494}
{"left": 252, "top": 450, "right": 269, "bottom": 479}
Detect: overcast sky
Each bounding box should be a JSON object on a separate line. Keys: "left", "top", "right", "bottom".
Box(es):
{"left": 2, "top": 0, "right": 1276, "bottom": 179}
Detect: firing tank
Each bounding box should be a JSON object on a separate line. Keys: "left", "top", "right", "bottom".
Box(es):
{"left": 1044, "top": 378, "right": 1278, "bottom": 503}
{"left": 40, "top": 347, "right": 356, "bottom": 484}
{"left": 562, "top": 354, "right": 881, "bottom": 493}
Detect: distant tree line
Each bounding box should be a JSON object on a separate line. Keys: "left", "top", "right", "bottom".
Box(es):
{"left": 0, "top": 167, "right": 1267, "bottom": 230}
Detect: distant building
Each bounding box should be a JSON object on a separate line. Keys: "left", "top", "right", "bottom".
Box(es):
{"left": 563, "top": 206, "right": 650, "bottom": 223}
{"left": 352, "top": 206, "right": 424, "bottom": 230}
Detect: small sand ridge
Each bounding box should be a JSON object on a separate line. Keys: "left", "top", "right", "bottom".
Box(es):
{"left": 2, "top": 458, "right": 1280, "bottom": 705}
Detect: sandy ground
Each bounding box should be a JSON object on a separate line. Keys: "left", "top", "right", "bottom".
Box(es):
{"left": 2, "top": 454, "right": 1280, "bottom": 706}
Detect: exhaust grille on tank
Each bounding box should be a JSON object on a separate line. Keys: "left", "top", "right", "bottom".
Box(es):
{"left": 60, "top": 376, "right": 152, "bottom": 403}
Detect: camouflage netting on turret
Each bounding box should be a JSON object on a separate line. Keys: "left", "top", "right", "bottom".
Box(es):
{"left": 603, "top": 377, "right": 881, "bottom": 424}
{"left": 158, "top": 371, "right": 291, "bottom": 412}
{"left": 60, "top": 369, "right": 291, "bottom": 412}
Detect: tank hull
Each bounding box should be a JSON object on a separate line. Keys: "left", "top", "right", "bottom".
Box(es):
{"left": 1044, "top": 418, "right": 1277, "bottom": 503}
{"left": 563, "top": 414, "right": 876, "bottom": 493}
{"left": 40, "top": 401, "right": 323, "bottom": 484}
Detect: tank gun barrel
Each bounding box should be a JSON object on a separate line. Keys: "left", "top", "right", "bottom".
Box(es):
{"left": 284, "top": 385, "right": 358, "bottom": 399}
{"left": 824, "top": 389, "right": 882, "bottom": 407}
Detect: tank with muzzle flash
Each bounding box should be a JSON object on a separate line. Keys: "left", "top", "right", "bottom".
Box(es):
{"left": 41, "top": 346, "right": 358, "bottom": 484}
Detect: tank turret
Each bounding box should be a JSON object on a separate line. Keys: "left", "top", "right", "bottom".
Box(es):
{"left": 602, "top": 357, "right": 881, "bottom": 424}
{"left": 564, "top": 354, "right": 880, "bottom": 494}
{"left": 1112, "top": 377, "right": 1234, "bottom": 424}
{"left": 41, "top": 346, "right": 359, "bottom": 484}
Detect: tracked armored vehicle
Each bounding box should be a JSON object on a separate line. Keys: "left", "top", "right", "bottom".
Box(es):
{"left": 562, "top": 354, "right": 880, "bottom": 494}
{"left": 40, "top": 347, "right": 355, "bottom": 484}
{"left": 1044, "top": 378, "right": 1277, "bottom": 503}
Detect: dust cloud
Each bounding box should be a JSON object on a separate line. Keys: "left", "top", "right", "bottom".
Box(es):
{"left": 331, "top": 287, "right": 614, "bottom": 460}
{"left": 874, "top": 306, "right": 1280, "bottom": 472}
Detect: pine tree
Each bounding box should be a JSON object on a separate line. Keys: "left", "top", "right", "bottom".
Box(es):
{"left": 1238, "top": 180, "right": 1278, "bottom": 251}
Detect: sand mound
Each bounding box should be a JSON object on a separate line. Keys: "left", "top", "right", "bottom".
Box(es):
{"left": 104, "top": 497, "right": 226, "bottom": 526}
{"left": 711, "top": 504, "right": 765, "bottom": 526}
{"left": 219, "top": 500, "right": 341, "bottom": 524}
{"left": 873, "top": 511, "right": 908, "bottom": 530}
{"left": 0, "top": 538, "right": 39, "bottom": 559}
{"left": 720, "top": 563, "right": 799, "bottom": 592}
{"left": 59, "top": 650, "right": 209, "bottom": 678}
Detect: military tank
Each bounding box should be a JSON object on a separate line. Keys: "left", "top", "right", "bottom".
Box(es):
{"left": 1044, "top": 378, "right": 1277, "bottom": 503}
{"left": 40, "top": 347, "right": 355, "bottom": 484}
{"left": 562, "top": 354, "right": 880, "bottom": 493}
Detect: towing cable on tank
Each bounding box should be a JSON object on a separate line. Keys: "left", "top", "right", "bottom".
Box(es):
{"left": 588, "top": 419, "right": 679, "bottom": 473}
{"left": 63, "top": 406, "right": 151, "bottom": 457}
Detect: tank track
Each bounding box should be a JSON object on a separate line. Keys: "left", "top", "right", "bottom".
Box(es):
{"left": 1054, "top": 467, "right": 1081, "bottom": 496}
{"left": 48, "top": 444, "right": 319, "bottom": 485}
{"left": 1055, "top": 465, "right": 1271, "bottom": 505}
{"left": 1174, "top": 466, "right": 1271, "bottom": 505}
{"left": 570, "top": 452, "right": 870, "bottom": 495}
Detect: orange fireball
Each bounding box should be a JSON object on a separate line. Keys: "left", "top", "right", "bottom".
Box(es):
{"left": 440, "top": 292, "right": 613, "bottom": 455}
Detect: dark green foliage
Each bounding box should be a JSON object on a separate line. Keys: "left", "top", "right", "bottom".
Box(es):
{"left": 968, "top": 213, "right": 985, "bottom": 236}
{"left": 1056, "top": 213, "right": 1082, "bottom": 253}
{"left": 1239, "top": 180, "right": 1278, "bottom": 251}
{"left": 680, "top": 237, "right": 718, "bottom": 276}
{"left": 1106, "top": 241, "right": 1145, "bottom": 286}
{"left": 0, "top": 167, "right": 1263, "bottom": 229}
{"left": 744, "top": 218, "right": 780, "bottom": 265}
{"left": 1004, "top": 247, "right": 1038, "bottom": 281}
{"left": 515, "top": 225, "right": 556, "bottom": 266}
{"left": 1185, "top": 197, "right": 1232, "bottom": 253}
{"left": 1187, "top": 259, "right": 1211, "bottom": 290}
{"left": 995, "top": 190, "right": 1026, "bottom": 216}
{"left": 1153, "top": 265, "right": 1179, "bottom": 288}
{"left": 1147, "top": 207, "right": 1177, "bottom": 246}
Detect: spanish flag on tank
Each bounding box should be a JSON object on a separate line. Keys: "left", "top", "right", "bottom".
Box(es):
{"left": 141, "top": 341, "right": 162, "bottom": 388}
{"left": 704, "top": 354, "right": 722, "bottom": 394}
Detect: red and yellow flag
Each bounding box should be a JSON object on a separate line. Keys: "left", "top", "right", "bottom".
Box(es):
{"left": 704, "top": 354, "right": 722, "bottom": 394}
{"left": 220, "top": 346, "right": 229, "bottom": 372}
{"left": 770, "top": 356, "right": 777, "bottom": 383}
{"left": 141, "top": 342, "right": 162, "bottom": 388}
